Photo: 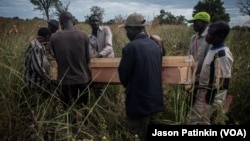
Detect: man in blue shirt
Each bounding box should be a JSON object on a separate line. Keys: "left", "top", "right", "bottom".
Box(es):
{"left": 118, "top": 12, "right": 164, "bottom": 141}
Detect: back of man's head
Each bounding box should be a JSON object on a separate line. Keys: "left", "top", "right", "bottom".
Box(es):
{"left": 48, "top": 19, "right": 59, "bottom": 29}
{"left": 37, "top": 27, "right": 51, "bottom": 38}
{"left": 210, "top": 21, "right": 230, "bottom": 39}
{"left": 59, "top": 11, "right": 73, "bottom": 23}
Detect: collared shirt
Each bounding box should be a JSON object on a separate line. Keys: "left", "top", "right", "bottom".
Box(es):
{"left": 199, "top": 45, "right": 233, "bottom": 87}
{"left": 23, "top": 37, "right": 50, "bottom": 89}
{"left": 199, "top": 45, "right": 233, "bottom": 104}
{"left": 188, "top": 27, "right": 212, "bottom": 82}
{"left": 88, "top": 26, "right": 114, "bottom": 58}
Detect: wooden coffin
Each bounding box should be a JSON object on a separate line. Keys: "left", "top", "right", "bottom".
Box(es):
{"left": 90, "top": 56, "right": 195, "bottom": 85}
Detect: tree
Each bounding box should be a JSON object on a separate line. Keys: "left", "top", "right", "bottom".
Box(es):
{"left": 114, "top": 14, "right": 125, "bottom": 24}
{"left": 155, "top": 9, "right": 186, "bottom": 25}
{"left": 30, "top": 0, "right": 60, "bottom": 21}
{"left": 192, "top": 0, "right": 230, "bottom": 23}
{"left": 52, "top": 0, "right": 79, "bottom": 24}
{"left": 54, "top": 1, "right": 70, "bottom": 17}
{"left": 238, "top": 0, "right": 250, "bottom": 16}
{"left": 176, "top": 15, "right": 186, "bottom": 24}
{"left": 105, "top": 14, "right": 125, "bottom": 25}
{"left": 85, "top": 6, "right": 105, "bottom": 23}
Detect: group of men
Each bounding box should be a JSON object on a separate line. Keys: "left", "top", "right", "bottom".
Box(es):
{"left": 23, "top": 11, "right": 233, "bottom": 141}
{"left": 186, "top": 12, "right": 233, "bottom": 126}
{"left": 23, "top": 12, "right": 114, "bottom": 108}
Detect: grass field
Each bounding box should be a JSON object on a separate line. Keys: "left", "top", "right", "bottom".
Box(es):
{"left": 0, "top": 18, "right": 250, "bottom": 140}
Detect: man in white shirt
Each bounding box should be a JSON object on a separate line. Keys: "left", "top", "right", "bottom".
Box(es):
{"left": 88, "top": 15, "right": 115, "bottom": 98}
{"left": 88, "top": 15, "right": 114, "bottom": 58}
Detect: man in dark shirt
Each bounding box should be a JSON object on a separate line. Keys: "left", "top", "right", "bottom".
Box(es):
{"left": 50, "top": 11, "right": 92, "bottom": 109}
{"left": 118, "top": 12, "right": 164, "bottom": 141}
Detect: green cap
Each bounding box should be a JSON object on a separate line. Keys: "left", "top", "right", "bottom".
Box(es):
{"left": 188, "top": 12, "right": 210, "bottom": 23}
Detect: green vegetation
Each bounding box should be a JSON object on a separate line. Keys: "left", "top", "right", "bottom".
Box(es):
{"left": 192, "top": 0, "right": 230, "bottom": 23}
{"left": 0, "top": 18, "right": 250, "bottom": 140}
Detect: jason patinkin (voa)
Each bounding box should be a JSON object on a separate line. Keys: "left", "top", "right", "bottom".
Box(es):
{"left": 152, "top": 128, "right": 217, "bottom": 137}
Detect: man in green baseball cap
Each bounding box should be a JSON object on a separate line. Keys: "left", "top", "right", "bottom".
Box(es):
{"left": 185, "top": 11, "right": 213, "bottom": 124}
{"left": 187, "top": 11, "right": 211, "bottom": 81}
{"left": 188, "top": 11, "right": 211, "bottom": 23}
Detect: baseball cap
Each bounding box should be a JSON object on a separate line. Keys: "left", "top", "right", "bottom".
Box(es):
{"left": 119, "top": 12, "right": 146, "bottom": 27}
{"left": 188, "top": 12, "right": 210, "bottom": 23}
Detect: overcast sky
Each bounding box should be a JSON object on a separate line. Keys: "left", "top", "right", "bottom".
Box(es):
{"left": 0, "top": 0, "right": 249, "bottom": 27}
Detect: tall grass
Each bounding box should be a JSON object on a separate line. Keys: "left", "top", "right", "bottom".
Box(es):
{"left": 0, "top": 18, "right": 250, "bottom": 140}
{"left": 225, "top": 30, "right": 250, "bottom": 124}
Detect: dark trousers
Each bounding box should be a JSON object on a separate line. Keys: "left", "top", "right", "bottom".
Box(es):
{"left": 126, "top": 112, "right": 161, "bottom": 141}
{"left": 60, "top": 83, "right": 89, "bottom": 109}
{"left": 92, "top": 83, "right": 105, "bottom": 98}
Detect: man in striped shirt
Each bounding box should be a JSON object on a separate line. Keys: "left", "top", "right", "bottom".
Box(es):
{"left": 23, "top": 27, "right": 51, "bottom": 90}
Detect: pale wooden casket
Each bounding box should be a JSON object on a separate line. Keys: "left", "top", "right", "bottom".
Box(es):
{"left": 90, "top": 56, "right": 195, "bottom": 85}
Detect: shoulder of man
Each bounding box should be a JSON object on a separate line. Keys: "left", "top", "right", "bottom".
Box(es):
{"left": 50, "top": 31, "right": 61, "bottom": 39}
{"left": 24, "top": 42, "right": 33, "bottom": 55}
{"left": 190, "top": 34, "right": 197, "bottom": 40}
{"left": 80, "top": 30, "right": 89, "bottom": 37}
{"left": 100, "top": 25, "right": 110, "bottom": 29}
{"left": 28, "top": 39, "right": 39, "bottom": 49}
{"left": 100, "top": 26, "right": 111, "bottom": 31}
